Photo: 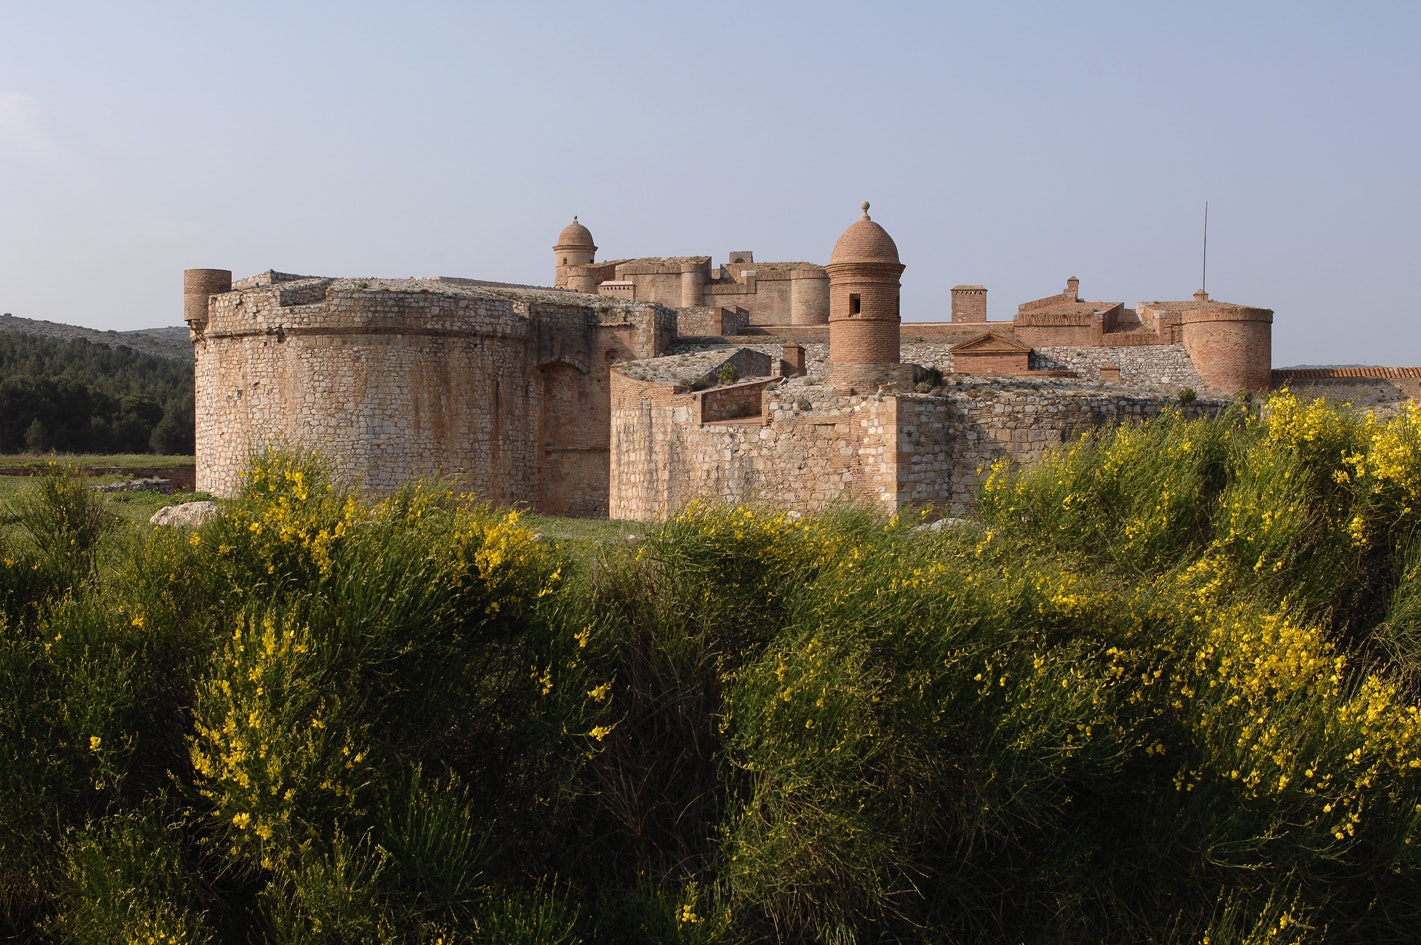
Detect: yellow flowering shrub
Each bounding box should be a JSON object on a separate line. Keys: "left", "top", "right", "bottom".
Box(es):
{"left": 1264, "top": 388, "right": 1364, "bottom": 474}
{"left": 1174, "top": 594, "right": 1421, "bottom": 852}
{"left": 215, "top": 451, "right": 365, "bottom": 588}
{"left": 47, "top": 804, "right": 215, "bottom": 945}
{"left": 978, "top": 408, "right": 1233, "bottom": 573}
{"left": 190, "top": 609, "right": 367, "bottom": 872}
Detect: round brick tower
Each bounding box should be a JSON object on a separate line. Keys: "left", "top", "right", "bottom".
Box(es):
{"left": 679, "top": 258, "right": 708, "bottom": 308}
{"left": 1180, "top": 298, "right": 1273, "bottom": 394}
{"left": 789, "top": 267, "right": 830, "bottom": 325}
{"left": 183, "top": 268, "right": 232, "bottom": 333}
{"left": 827, "top": 202, "right": 907, "bottom": 391}
{"left": 554, "top": 217, "right": 599, "bottom": 293}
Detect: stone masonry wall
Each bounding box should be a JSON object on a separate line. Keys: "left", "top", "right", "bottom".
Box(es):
{"left": 892, "top": 387, "right": 1221, "bottom": 511}
{"left": 192, "top": 278, "right": 670, "bottom": 515}
{"left": 609, "top": 374, "right": 900, "bottom": 519}
{"left": 698, "top": 378, "right": 778, "bottom": 422}
{"left": 679, "top": 307, "right": 750, "bottom": 338}
{"left": 609, "top": 371, "right": 1227, "bottom": 520}
{"left": 1031, "top": 343, "right": 1205, "bottom": 389}
{"left": 194, "top": 281, "right": 539, "bottom": 501}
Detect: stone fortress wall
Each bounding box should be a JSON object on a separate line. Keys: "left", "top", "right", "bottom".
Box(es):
{"left": 553, "top": 218, "right": 830, "bottom": 326}
{"left": 187, "top": 269, "right": 673, "bottom": 516}
{"left": 606, "top": 332, "right": 1224, "bottom": 520}
{"left": 186, "top": 205, "right": 1416, "bottom": 522}
{"left": 602, "top": 205, "right": 1278, "bottom": 520}
{"left": 609, "top": 373, "right": 1223, "bottom": 520}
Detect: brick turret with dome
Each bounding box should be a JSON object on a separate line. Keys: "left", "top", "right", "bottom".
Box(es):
{"left": 554, "top": 217, "right": 600, "bottom": 293}
{"left": 826, "top": 201, "right": 910, "bottom": 391}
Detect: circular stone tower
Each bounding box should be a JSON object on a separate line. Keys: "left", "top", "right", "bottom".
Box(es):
{"left": 827, "top": 202, "right": 907, "bottom": 391}
{"left": 1180, "top": 300, "right": 1273, "bottom": 394}
{"left": 183, "top": 268, "right": 232, "bottom": 333}
{"left": 554, "top": 217, "right": 599, "bottom": 293}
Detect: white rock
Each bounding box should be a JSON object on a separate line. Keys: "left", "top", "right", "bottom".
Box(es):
{"left": 149, "top": 501, "right": 221, "bottom": 528}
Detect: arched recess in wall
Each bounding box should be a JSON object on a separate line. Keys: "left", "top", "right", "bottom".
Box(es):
{"left": 536, "top": 360, "right": 609, "bottom": 517}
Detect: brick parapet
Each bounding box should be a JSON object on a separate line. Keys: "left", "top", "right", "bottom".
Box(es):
{"left": 698, "top": 378, "right": 778, "bottom": 423}
{"left": 1181, "top": 305, "right": 1273, "bottom": 393}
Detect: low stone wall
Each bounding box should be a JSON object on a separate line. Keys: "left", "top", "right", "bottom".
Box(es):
{"left": 1031, "top": 343, "right": 1205, "bottom": 390}
{"left": 609, "top": 373, "right": 1227, "bottom": 520}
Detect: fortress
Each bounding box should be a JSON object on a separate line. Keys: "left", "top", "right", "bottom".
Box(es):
{"left": 184, "top": 204, "right": 1418, "bottom": 520}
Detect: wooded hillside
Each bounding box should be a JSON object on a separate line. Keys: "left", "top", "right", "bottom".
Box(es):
{"left": 0, "top": 332, "right": 193, "bottom": 454}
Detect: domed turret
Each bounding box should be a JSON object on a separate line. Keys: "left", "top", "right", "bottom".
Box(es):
{"left": 554, "top": 216, "right": 599, "bottom": 292}
{"left": 556, "top": 217, "right": 595, "bottom": 254}
{"left": 826, "top": 202, "right": 907, "bottom": 391}
{"left": 829, "top": 205, "right": 901, "bottom": 266}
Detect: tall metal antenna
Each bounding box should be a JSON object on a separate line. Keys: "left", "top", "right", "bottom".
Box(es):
{"left": 1201, "top": 201, "right": 1209, "bottom": 295}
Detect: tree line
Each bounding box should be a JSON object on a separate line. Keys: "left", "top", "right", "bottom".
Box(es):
{"left": 0, "top": 333, "right": 193, "bottom": 454}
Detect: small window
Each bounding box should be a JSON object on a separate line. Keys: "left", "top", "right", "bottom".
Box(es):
{"left": 849, "top": 293, "right": 861, "bottom": 315}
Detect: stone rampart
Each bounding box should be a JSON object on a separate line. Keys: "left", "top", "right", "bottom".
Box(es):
{"left": 609, "top": 373, "right": 1226, "bottom": 520}
{"left": 191, "top": 277, "right": 672, "bottom": 516}
{"left": 704, "top": 273, "right": 794, "bottom": 325}
{"left": 195, "top": 283, "right": 538, "bottom": 500}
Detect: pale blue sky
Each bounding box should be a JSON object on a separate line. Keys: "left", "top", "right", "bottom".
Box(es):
{"left": 1, "top": 0, "right": 1416, "bottom": 366}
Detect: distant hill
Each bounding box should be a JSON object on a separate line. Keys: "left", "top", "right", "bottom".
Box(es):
{"left": 0, "top": 313, "right": 191, "bottom": 363}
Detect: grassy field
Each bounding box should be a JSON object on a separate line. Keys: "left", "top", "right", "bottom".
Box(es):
{"left": 0, "top": 453, "right": 195, "bottom": 469}
{"left": 0, "top": 461, "right": 199, "bottom": 526}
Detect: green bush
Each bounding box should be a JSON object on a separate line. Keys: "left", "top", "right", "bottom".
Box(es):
{"left": 6, "top": 463, "right": 116, "bottom": 593}
{"left": 47, "top": 800, "right": 214, "bottom": 945}
{"left": 7, "top": 407, "right": 1421, "bottom": 942}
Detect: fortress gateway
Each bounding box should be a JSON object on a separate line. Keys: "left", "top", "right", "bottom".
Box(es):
{"left": 184, "top": 205, "right": 1415, "bottom": 520}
